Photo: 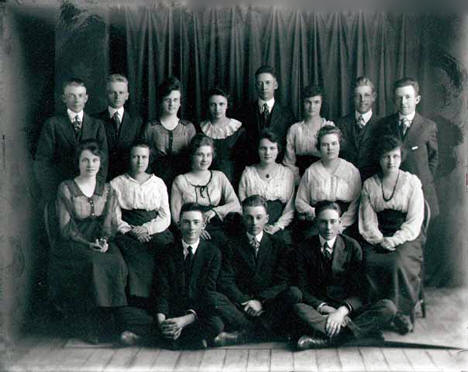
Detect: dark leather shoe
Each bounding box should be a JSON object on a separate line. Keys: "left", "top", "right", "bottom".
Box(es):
{"left": 392, "top": 312, "right": 414, "bottom": 335}
{"left": 119, "top": 331, "right": 141, "bottom": 346}
{"left": 296, "top": 335, "right": 329, "bottom": 350}
{"left": 213, "top": 331, "right": 246, "bottom": 347}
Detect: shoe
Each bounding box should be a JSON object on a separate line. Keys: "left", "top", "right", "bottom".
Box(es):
{"left": 392, "top": 312, "right": 414, "bottom": 335}
{"left": 296, "top": 335, "right": 329, "bottom": 350}
{"left": 119, "top": 331, "right": 141, "bottom": 346}
{"left": 213, "top": 331, "right": 246, "bottom": 347}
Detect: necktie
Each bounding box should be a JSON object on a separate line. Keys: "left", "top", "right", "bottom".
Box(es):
{"left": 261, "top": 103, "right": 270, "bottom": 128}
{"left": 184, "top": 246, "right": 193, "bottom": 292}
{"left": 400, "top": 118, "right": 410, "bottom": 137}
{"left": 356, "top": 115, "right": 365, "bottom": 130}
{"left": 323, "top": 242, "right": 332, "bottom": 261}
{"left": 113, "top": 112, "right": 121, "bottom": 133}
{"left": 72, "top": 115, "right": 81, "bottom": 135}
{"left": 250, "top": 238, "right": 260, "bottom": 257}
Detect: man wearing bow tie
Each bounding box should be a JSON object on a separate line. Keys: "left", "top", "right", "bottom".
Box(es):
{"left": 34, "top": 78, "right": 108, "bottom": 202}
{"left": 211, "top": 195, "right": 300, "bottom": 346}
{"left": 336, "top": 76, "right": 381, "bottom": 181}
{"left": 292, "top": 201, "right": 396, "bottom": 350}
{"left": 377, "top": 77, "right": 439, "bottom": 217}
{"left": 93, "top": 74, "right": 143, "bottom": 180}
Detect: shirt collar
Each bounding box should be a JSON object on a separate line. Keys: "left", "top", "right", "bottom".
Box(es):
{"left": 108, "top": 106, "right": 124, "bottom": 119}
{"left": 182, "top": 238, "right": 200, "bottom": 257}
{"left": 258, "top": 98, "right": 275, "bottom": 112}
{"left": 399, "top": 111, "right": 416, "bottom": 123}
{"left": 247, "top": 231, "right": 263, "bottom": 244}
{"left": 319, "top": 235, "right": 336, "bottom": 252}
{"left": 67, "top": 109, "right": 84, "bottom": 123}
{"left": 355, "top": 110, "right": 372, "bottom": 125}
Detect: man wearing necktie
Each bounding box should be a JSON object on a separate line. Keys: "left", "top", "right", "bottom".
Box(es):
{"left": 377, "top": 77, "right": 439, "bottom": 218}
{"left": 336, "top": 77, "right": 381, "bottom": 181}
{"left": 292, "top": 201, "right": 396, "bottom": 350}
{"left": 235, "top": 65, "right": 295, "bottom": 166}
{"left": 211, "top": 195, "right": 301, "bottom": 346}
{"left": 94, "top": 74, "right": 144, "bottom": 180}
{"left": 34, "top": 78, "right": 108, "bottom": 203}
{"left": 117, "top": 203, "right": 224, "bottom": 348}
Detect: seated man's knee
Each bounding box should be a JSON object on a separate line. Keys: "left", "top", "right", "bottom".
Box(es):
{"left": 283, "top": 286, "right": 302, "bottom": 304}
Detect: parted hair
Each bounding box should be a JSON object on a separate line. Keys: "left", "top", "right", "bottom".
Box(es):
{"left": 74, "top": 139, "right": 105, "bottom": 169}
{"left": 107, "top": 74, "right": 128, "bottom": 85}
{"left": 180, "top": 202, "right": 205, "bottom": 219}
{"left": 316, "top": 125, "right": 343, "bottom": 151}
{"left": 242, "top": 194, "right": 268, "bottom": 212}
{"left": 255, "top": 65, "right": 277, "bottom": 79}
{"left": 188, "top": 133, "right": 216, "bottom": 162}
{"left": 393, "top": 77, "right": 420, "bottom": 96}
{"left": 375, "top": 135, "right": 407, "bottom": 163}
{"left": 62, "top": 77, "right": 86, "bottom": 93}
{"left": 315, "top": 200, "right": 342, "bottom": 217}
{"left": 158, "top": 76, "right": 182, "bottom": 99}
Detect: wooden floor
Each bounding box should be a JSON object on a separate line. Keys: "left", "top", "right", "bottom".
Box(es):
{"left": 2, "top": 288, "right": 468, "bottom": 372}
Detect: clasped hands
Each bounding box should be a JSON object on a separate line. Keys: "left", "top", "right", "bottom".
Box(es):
{"left": 380, "top": 237, "right": 396, "bottom": 251}
{"left": 157, "top": 313, "right": 194, "bottom": 340}
{"left": 130, "top": 226, "right": 151, "bottom": 243}
{"left": 320, "top": 305, "right": 350, "bottom": 337}
{"left": 200, "top": 210, "right": 216, "bottom": 240}
{"left": 241, "top": 299, "right": 264, "bottom": 317}
{"left": 89, "top": 238, "right": 108, "bottom": 253}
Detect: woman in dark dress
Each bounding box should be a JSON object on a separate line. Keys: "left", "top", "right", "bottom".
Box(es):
{"left": 49, "top": 140, "right": 128, "bottom": 343}
{"left": 143, "top": 77, "right": 196, "bottom": 187}
{"left": 200, "top": 88, "right": 246, "bottom": 185}
{"left": 111, "top": 142, "right": 173, "bottom": 300}
{"left": 359, "top": 135, "right": 424, "bottom": 334}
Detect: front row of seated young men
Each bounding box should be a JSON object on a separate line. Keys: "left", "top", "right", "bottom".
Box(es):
{"left": 116, "top": 198, "right": 396, "bottom": 350}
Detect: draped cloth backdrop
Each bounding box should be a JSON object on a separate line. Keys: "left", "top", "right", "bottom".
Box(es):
{"left": 53, "top": 1, "right": 465, "bottom": 286}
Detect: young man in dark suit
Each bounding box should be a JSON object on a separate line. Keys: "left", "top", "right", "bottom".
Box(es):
{"left": 377, "top": 77, "right": 439, "bottom": 217}
{"left": 336, "top": 76, "right": 380, "bottom": 181}
{"left": 117, "top": 202, "right": 224, "bottom": 349}
{"left": 212, "top": 195, "right": 301, "bottom": 346}
{"left": 236, "top": 65, "right": 295, "bottom": 165}
{"left": 34, "top": 78, "right": 108, "bottom": 202}
{"left": 292, "top": 201, "right": 396, "bottom": 350}
{"left": 93, "top": 74, "right": 144, "bottom": 180}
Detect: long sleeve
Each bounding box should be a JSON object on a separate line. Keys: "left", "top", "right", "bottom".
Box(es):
{"left": 295, "top": 248, "right": 323, "bottom": 308}
{"left": 295, "top": 169, "right": 315, "bottom": 217}
{"left": 282, "top": 127, "right": 300, "bottom": 183}
{"left": 143, "top": 182, "right": 171, "bottom": 235}
{"left": 56, "top": 183, "right": 90, "bottom": 245}
{"left": 358, "top": 182, "right": 384, "bottom": 245}
{"left": 274, "top": 170, "right": 295, "bottom": 230}
{"left": 218, "top": 250, "right": 251, "bottom": 304}
{"left": 211, "top": 172, "right": 242, "bottom": 220}
{"left": 170, "top": 176, "right": 185, "bottom": 224}
{"left": 113, "top": 203, "right": 132, "bottom": 234}
{"left": 340, "top": 167, "right": 362, "bottom": 229}
{"left": 238, "top": 169, "right": 248, "bottom": 201}
{"left": 386, "top": 176, "right": 424, "bottom": 246}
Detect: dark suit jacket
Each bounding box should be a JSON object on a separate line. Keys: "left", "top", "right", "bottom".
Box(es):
{"left": 155, "top": 240, "right": 221, "bottom": 318}
{"left": 33, "top": 113, "right": 108, "bottom": 200}
{"left": 336, "top": 112, "right": 380, "bottom": 181}
{"left": 94, "top": 109, "right": 144, "bottom": 180}
{"left": 377, "top": 112, "right": 439, "bottom": 216}
{"left": 295, "top": 234, "right": 364, "bottom": 312}
{"left": 236, "top": 101, "right": 295, "bottom": 165}
{"left": 218, "top": 233, "right": 290, "bottom": 305}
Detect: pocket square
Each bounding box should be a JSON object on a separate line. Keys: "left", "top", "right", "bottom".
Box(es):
{"left": 411, "top": 146, "right": 419, "bottom": 150}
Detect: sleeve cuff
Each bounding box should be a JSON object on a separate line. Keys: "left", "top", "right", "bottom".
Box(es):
{"left": 317, "top": 302, "right": 328, "bottom": 313}
{"left": 186, "top": 309, "right": 197, "bottom": 319}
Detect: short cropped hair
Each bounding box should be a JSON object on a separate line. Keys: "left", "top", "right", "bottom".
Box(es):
{"left": 315, "top": 200, "right": 342, "bottom": 217}
{"left": 180, "top": 202, "right": 204, "bottom": 219}
{"left": 62, "top": 77, "right": 86, "bottom": 93}
{"left": 258, "top": 129, "right": 282, "bottom": 153}
{"left": 393, "top": 77, "right": 420, "bottom": 96}
{"left": 107, "top": 74, "right": 128, "bottom": 85}
{"left": 158, "top": 76, "right": 182, "bottom": 99}
{"left": 242, "top": 195, "right": 268, "bottom": 212}
{"left": 375, "top": 135, "right": 407, "bottom": 163}
{"left": 255, "top": 65, "right": 277, "bottom": 80}
{"left": 188, "top": 133, "right": 216, "bottom": 162}
{"left": 354, "top": 76, "right": 375, "bottom": 92}
{"left": 302, "top": 84, "right": 324, "bottom": 99}
{"left": 74, "top": 139, "right": 105, "bottom": 169}
{"left": 316, "top": 125, "right": 343, "bottom": 151}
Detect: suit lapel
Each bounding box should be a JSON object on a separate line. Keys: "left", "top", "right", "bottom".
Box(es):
{"left": 237, "top": 235, "right": 257, "bottom": 272}
{"left": 331, "top": 235, "right": 346, "bottom": 272}
{"left": 60, "top": 115, "right": 78, "bottom": 146}
{"left": 118, "top": 111, "right": 133, "bottom": 143}
{"left": 269, "top": 103, "right": 280, "bottom": 130}
{"left": 255, "top": 234, "right": 271, "bottom": 270}
{"left": 403, "top": 112, "right": 424, "bottom": 146}
{"left": 189, "top": 242, "right": 206, "bottom": 294}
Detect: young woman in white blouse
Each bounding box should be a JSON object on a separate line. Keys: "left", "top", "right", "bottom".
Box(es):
{"left": 238, "top": 129, "right": 295, "bottom": 244}
{"left": 283, "top": 84, "right": 334, "bottom": 184}
{"left": 111, "top": 142, "right": 173, "bottom": 300}
{"left": 359, "top": 135, "right": 424, "bottom": 335}
{"left": 295, "top": 125, "right": 361, "bottom": 238}
{"left": 171, "top": 133, "right": 241, "bottom": 241}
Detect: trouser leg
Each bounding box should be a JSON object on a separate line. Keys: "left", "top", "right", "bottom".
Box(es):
{"left": 347, "top": 299, "right": 397, "bottom": 338}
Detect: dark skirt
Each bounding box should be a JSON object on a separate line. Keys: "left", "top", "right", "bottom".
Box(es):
{"left": 49, "top": 218, "right": 128, "bottom": 313}
{"left": 265, "top": 200, "right": 293, "bottom": 247}
{"left": 363, "top": 210, "right": 423, "bottom": 314}
{"left": 114, "top": 209, "right": 174, "bottom": 298}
